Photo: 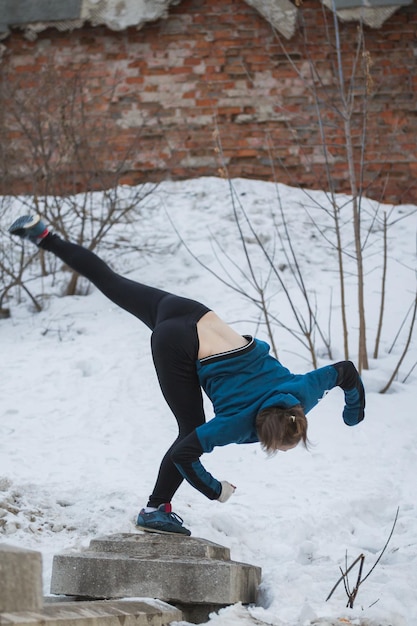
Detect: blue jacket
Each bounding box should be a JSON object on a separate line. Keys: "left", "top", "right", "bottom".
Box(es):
{"left": 171, "top": 337, "right": 365, "bottom": 500}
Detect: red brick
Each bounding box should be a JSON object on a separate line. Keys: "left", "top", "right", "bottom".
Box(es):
{"left": 0, "top": 0, "right": 416, "bottom": 203}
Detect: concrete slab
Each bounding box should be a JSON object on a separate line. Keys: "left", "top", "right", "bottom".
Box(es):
{"left": 51, "top": 533, "right": 261, "bottom": 609}
{"left": 51, "top": 551, "right": 261, "bottom": 604}
{"left": 0, "top": 599, "right": 181, "bottom": 626}
{"left": 89, "top": 533, "right": 230, "bottom": 560}
{"left": 0, "top": 545, "right": 42, "bottom": 613}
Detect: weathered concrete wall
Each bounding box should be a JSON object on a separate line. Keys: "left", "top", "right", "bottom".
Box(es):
{"left": 0, "top": 0, "right": 406, "bottom": 39}
{"left": 0, "top": 0, "right": 298, "bottom": 39}
{"left": 0, "top": 0, "right": 416, "bottom": 203}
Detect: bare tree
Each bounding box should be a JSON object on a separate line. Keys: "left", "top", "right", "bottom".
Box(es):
{"left": 186, "top": 6, "right": 417, "bottom": 387}
{"left": 0, "top": 63, "right": 159, "bottom": 307}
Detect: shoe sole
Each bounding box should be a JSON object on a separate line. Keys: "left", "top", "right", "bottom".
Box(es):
{"left": 10, "top": 215, "right": 41, "bottom": 233}
{"left": 23, "top": 215, "right": 41, "bottom": 229}
{"left": 134, "top": 520, "right": 191, "bottom": 537}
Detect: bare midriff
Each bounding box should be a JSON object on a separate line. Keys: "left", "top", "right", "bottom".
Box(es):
{"left": 196, "top": 311, "right": 249, "bottom": 360}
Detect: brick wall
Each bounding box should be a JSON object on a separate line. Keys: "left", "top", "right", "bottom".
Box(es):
{"left": 0, "top": 0, "right": 416, "bottom": 203}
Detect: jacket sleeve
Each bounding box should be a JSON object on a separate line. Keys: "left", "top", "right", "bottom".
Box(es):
{"left": 332, "top": 361, "right": 365, "bottom": 426}
{"left": 171, "top": 431, "right": 222, "bottom": 501}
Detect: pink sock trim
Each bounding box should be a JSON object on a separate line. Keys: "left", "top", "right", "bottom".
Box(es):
{"left": 37, "top": 228, "right": 49, "bottom": 240}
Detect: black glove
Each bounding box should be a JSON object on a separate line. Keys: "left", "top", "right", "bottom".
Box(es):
{"left": 333, "top": 361, "right": 365, "bottom": 426}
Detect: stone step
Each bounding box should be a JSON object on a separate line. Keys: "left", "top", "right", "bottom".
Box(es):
{"left": 0, "top": 599, "right": 181, "bottom": 626}
{"left": 0, "top": 544, "right": 42, "bottom": 613}
{"left": 51, "top": 533, "right": 262, "bottom": 614}
{"left": 89, "top": 532, "right": 230, "bottom": 560}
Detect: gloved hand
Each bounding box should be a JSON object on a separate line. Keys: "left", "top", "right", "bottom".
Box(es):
{"left": 218, "top": 481, "right": 236, "bottom": 503}
{"left": 333, "top": 361, "right": 365, "bottom": 426}
{"left": 343, "top": 385, "right": 365, "bottom": 426}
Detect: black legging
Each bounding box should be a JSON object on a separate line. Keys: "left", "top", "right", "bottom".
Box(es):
{"left": 41, "top": 234, "right": 211, "bottom": 507}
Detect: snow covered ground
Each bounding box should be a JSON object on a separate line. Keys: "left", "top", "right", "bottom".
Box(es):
{"left": 1, "top": 178, "right": 416, "bottom": 626}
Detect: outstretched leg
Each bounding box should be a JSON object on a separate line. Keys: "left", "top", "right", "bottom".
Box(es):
{"left": 41, "top": 234, "right": 207, "bottom": 330}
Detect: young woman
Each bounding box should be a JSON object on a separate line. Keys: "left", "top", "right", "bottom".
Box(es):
{"left": 9, "top": 215, "right": 366, "bottom": 536}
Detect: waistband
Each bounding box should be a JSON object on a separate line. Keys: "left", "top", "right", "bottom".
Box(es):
{"left": 199, "top": 335, "right": 255, "bottom": 366}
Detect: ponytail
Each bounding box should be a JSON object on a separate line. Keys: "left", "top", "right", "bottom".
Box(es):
{"left": 255, "top": 404, "right": 308, "bottom": 454}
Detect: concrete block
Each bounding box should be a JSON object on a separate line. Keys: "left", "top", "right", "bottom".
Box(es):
{"left": 0, "top": 599, "right": 181, "bottom": 626}
{"left": 0, "top": 544, "right": 42, "bottom": 613}
{"left": 51, "top": 533, "right": 261, "bottom": 610}
{"left": 89, "top": 532, "right": 231, "bottom": 560}
{"left": 51, "top": 552, "right": 260, "bottom": 604}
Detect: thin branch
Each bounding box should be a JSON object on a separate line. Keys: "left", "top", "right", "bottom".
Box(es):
{"left": 360, "top": 506, "right": 399, "bottom": 584}
{"left": 326, "top": 507, "right": 400, "bottom": 607}
{"left": 326, "top": 553, "right": 364, "bottom": 601}
{"left": 380, "top": 295, "right": 417, "bottom": 393}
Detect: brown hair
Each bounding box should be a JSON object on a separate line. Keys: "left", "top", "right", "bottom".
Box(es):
{"left": 255, "top": 404, "right": 308, "bottom": 454}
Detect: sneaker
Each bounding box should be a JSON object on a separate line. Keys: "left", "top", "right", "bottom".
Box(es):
{"left": 8, "top": 214, "right": 48, "bottom": 244}
{"left": 136, "top": 503, "right": 191, "bottom": 536}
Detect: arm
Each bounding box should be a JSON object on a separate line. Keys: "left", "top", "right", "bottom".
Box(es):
{"left": 171, "top": 431, "right": 222, "bottom": 500}
{"left": 171, "top": 415, "right": 252, "bottom": 501}
{"left": 332, "top": 361, "right": 365, "bottom": 426}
